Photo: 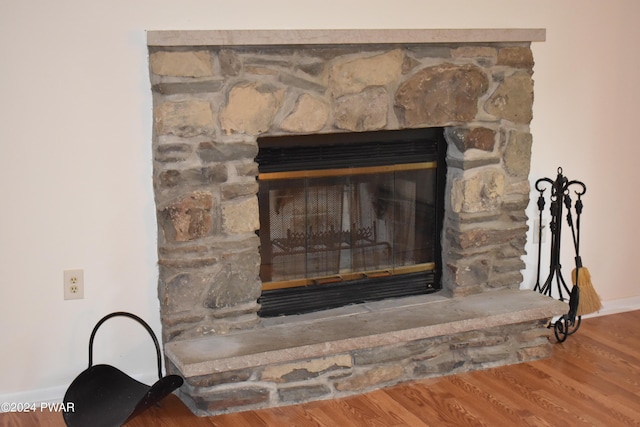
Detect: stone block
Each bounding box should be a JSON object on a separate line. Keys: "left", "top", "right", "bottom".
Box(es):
{"left": 159, "top": 191, "right": 213, "bottom": 242}
{"left": 333, "top": 87, "right": 388, "bottom": 132}
{"left": 278, "top": 384, "right": 332, "bottom": 403}
{"left": 506, "top": 180, "right": 531, "bottom": 196}
{"left": 161, "top": 271, "right": 212, "bottom": 313}
{"left": 168, "top": 310, "right": 260, "bottom": 340}
{"left": 280, "top": 94, "right": 329, "bottom": 133}
{"left": 192, "top": 387, "right": 271, "bottom": 413}
{"left": 497, "top": 47, "right": 534, "bottom": 69}
{"left": 449, "top": 224, "right": 528, "bottom": 251}
{"left": 395, "top": 63, "right": 488, "bottom": 126}
{"left": 452, "top": 46, "right": 498, "bottom": 65}
{"left": 409, "top": 340, "right": 451, "bottom": 363}
{"left": 185, "top": 368, "right": 253, "bottom": 388}
{"left": 152, "top": 80, "right": 224, "bottom": 95}
{"left": 204, "top": 250, "right": 261, "bottom": 308}
{"left": 197, "top": 141, "right": 258, "bottom": 163}
{"left": 150, "top": 50, "right": 213, "bottom": 77}
{"left": 221, "top": 181, "right": 259, "bottom": 200}
{"left": 446, "top": 126, "right": 497, "bottom": 152}
{"left": 485, "top": 72, "right": 533, "bottom": 124}
{"left": 447, "top": 257, "right": 491, "bottom": 288}
{"left": 334, "top": 365, "right": 405, "bottom": 392}
{"left": 516, "top": 321, "right": 550, "bottom": 342}
{"left": 330, "top": 49, "right": 403, "bottom": 97}
{"left": 234, "top": 162, "right": 259, "bottom": 177}
{"left": 157, "top": 165, "right": 228, "bottom": 189}
{"left": 261, "top": 355, "right": 352, "bottom": 383}
{"left": 156, "top": 100, "right": 215, "bottom": 138}
{"left": 219, "top": 49, "right": 242, "bottom": 76}
{"left": 221, "top": 82, "right": 284, "bottom": 135}
{"left": 493, "top": 257, "right": 526, "bottom": 274}
{"left": 407, "top": 45, "right": 452, "bottom": 59}
{"left": 155, "top": 143, "right": 192, "bottom": 163}
{"left": 487, "top": 271, "right": 524, "bottom": 289}
{"left": 504, "top": 132, "right": 533, "bottom": 177}
{"left": 450, "top": 169, "right": 505, "bottom": 214}
{"left": 446, "top": 156, "right": 501, "bottom": 170}
{"left": 467, "top": 347, "right": 512, "bottom": 365}
{"left": 278, "top": 73, "right": 328, "bottom": 93}
{"left": 221, "top": 197, "right": 259, "bottom": 234}
{"left": 413, "top": 352, "right": 466, "bottom": 377}
{"left": 353, "top": 340, "right": 435, "bottom": 365}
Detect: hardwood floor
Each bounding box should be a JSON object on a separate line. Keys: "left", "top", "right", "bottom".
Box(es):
{"left": 2, "top": 310, "right": 639, "bottom": 426}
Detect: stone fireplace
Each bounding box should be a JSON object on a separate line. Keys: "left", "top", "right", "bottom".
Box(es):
{"left": 147, "top": 29, "right": 566, "bottom": 416}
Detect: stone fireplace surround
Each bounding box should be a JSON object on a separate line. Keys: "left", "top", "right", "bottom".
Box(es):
{"left": 147, "top": 29, "right": 566, "bottom": 416}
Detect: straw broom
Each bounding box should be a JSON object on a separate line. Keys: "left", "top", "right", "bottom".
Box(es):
{"left": 572, "top": 258, "right": 601, "bottom": 315}
{"left": 570, "top": 197, "right": 602, "bottom": 316}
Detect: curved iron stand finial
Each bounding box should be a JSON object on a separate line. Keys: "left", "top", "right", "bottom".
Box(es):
{"left": 534, "top": 168, "right": 586, "bottom": 342}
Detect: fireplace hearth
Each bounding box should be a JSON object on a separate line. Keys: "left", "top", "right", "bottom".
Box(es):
{"left": 147, "top": 29, "right": 565, "bottom": 416}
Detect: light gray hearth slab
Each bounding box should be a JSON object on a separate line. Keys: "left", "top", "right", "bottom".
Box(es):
{"left": 166, "top": 289, "right": 567, "bottom": 377}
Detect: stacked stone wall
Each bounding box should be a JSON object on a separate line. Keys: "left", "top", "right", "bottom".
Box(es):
{"left": 150, "top": 42, "right": 535, "bottom": 342}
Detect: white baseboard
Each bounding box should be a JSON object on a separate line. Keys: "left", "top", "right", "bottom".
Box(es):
{"left": 0, "top": 384, "right": 68, "bottom": 407}
{"left": 582, "top": 295, "right": 640, "bottom": 319}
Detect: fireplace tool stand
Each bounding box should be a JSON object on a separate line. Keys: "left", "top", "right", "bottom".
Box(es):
{"left": 534, "top": 167, "right": 586, "bottom": 342}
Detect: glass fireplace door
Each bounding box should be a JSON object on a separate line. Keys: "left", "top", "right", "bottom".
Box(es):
{"left": 258, "top": 164, "right": 436, "bottom": 290}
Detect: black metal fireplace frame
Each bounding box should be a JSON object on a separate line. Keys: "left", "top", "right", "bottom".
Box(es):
{"left": 256, "top": 128, "right": 447, "bottom": 317}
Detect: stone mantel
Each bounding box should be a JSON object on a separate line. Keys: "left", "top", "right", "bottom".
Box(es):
{"left": 147, "top": 28, "right": 546, "bottom": 47}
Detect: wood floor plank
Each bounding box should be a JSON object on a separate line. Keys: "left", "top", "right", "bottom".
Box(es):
{"left": 365, "top": 388, "right": 430, "bottom": 427}
{"left": 0, "top": 410, "right": 64, "bottom": 427}
{"left": 445, "top": 374, "right": 533, "bottom": 425}
{"left": 382, "top": 380, "right": 457, "bottom": 425}
{"left": 321, "top": 394, "right": 399, "bottom": 427}
{"left": 461, "top": 372, "right": 543, "bottom": 427}
{"left": 395, "top": 381, "right": 493, "bottom": 427}
{"left": 532, "top": 364, "right": 640, "bottom": 426}
{"left": 126, "top": 398, "right": 214, "bottom": 427}
{"left": 431, "top": 375, "right": 521, "bottom": 426}
{"left": 524, "top": 362, "right": 639, "bottom": 426}
{"left": 252, "top": 404, "right": 322, "bottom": 427}
{"left": 545, "top": 343, "right": 640, "bottom": 408}
{"left": 304, "top": 403, "right": 356, "bottom": 427}
{"left": 2, "top": 310, "right": 639, "bottom": 427}
{"left": 479, "top": 367, "right": 591, "bottom": 426}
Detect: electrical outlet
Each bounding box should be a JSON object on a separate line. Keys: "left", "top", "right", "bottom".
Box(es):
{"left": 533, "top": 219, "right": 547, "bottom": 244}
{"left": 63, "top": 269, "right": 84, "bottom": 300}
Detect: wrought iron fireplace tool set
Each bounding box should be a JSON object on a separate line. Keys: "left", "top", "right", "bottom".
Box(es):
{"left": 534, "top": 167, "right": 601, "bottom": 342}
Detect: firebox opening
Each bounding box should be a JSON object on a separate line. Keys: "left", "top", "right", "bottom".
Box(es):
{"left": 256, "top": 128, "right": 447, "bottom": 317}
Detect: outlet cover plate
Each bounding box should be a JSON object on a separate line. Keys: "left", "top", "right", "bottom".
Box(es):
{"left": 64, "top": 269, "right": 84, "bottom": 300}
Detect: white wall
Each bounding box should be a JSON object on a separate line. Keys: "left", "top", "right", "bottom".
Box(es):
{"left": 1, "top": 0, "right": 639, "bottom": 402}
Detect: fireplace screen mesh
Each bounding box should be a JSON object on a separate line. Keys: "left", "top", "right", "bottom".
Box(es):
{"left": 261, "top": 168, "right": 434, "bottom": 285}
